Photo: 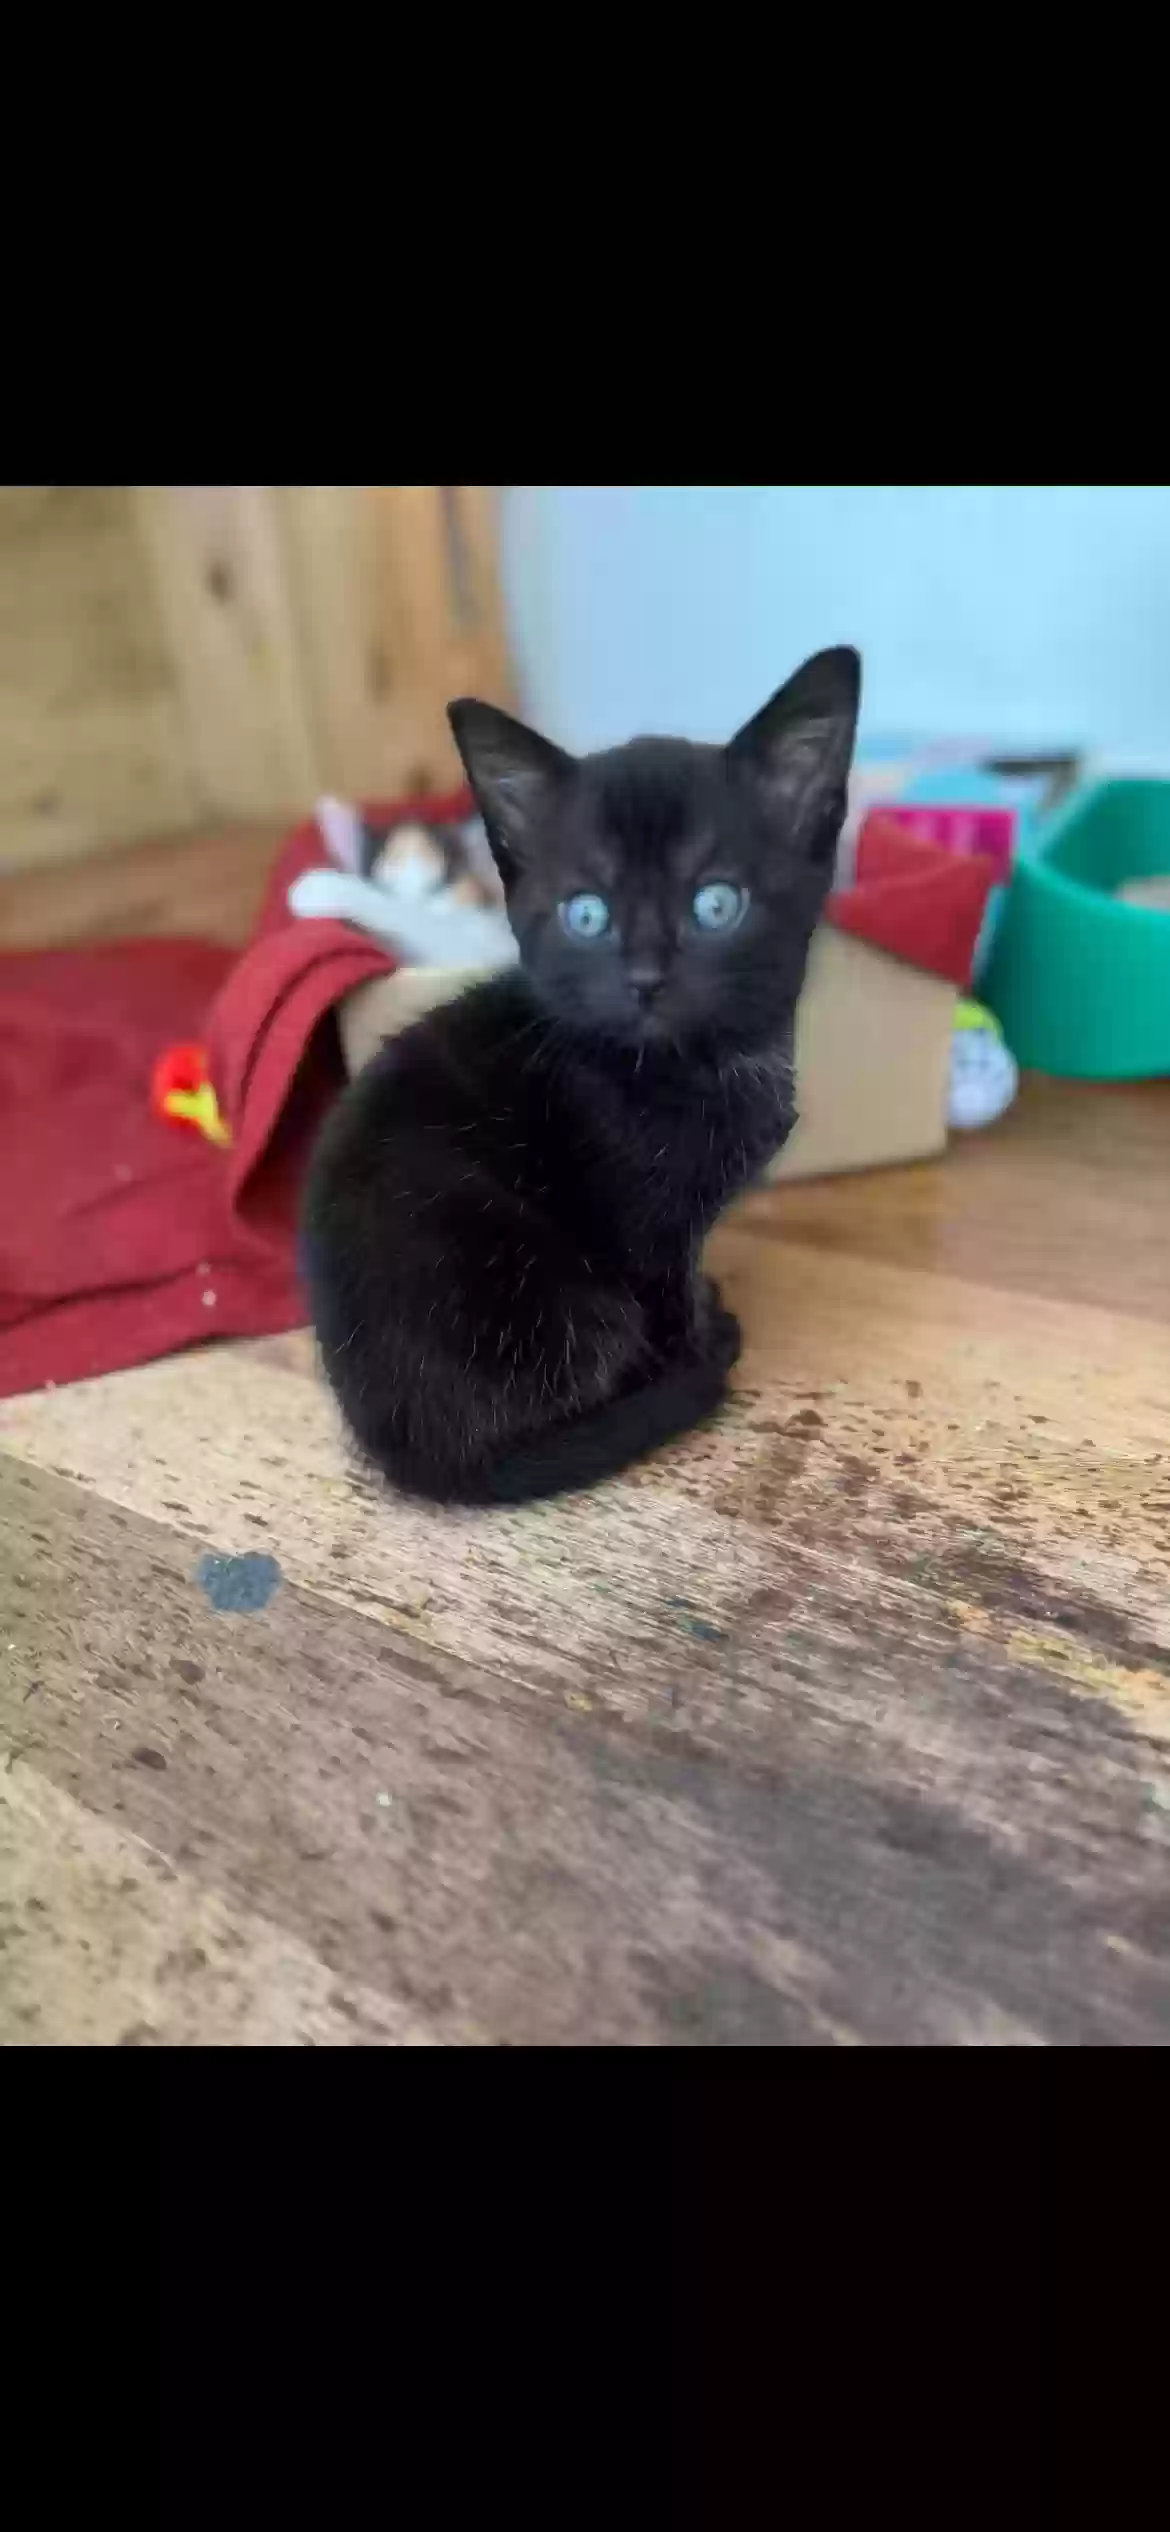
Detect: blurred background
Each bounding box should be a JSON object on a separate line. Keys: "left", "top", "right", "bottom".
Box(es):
{"left": 6, "top": 484, "right": 1170, "bottom": 896}
{"left": 0, "top": 485, "right": 515, "bottom": 947}
{"left": 502, "top": 485, "right": 1170, "bottom": 759}
{"left": 8, "top": 486, "right": 1170, "bottom": 896}
{"left": 5, "top": 482, "right": 1170, "bottom": 1043}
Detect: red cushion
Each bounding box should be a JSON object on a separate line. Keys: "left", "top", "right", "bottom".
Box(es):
{"left": 827, "top": 814, "right": 997, "bottom": 987}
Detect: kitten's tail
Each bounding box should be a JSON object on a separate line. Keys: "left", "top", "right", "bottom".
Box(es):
{"left": 474, "top": 1356, "right": 728, "bottom": 1505}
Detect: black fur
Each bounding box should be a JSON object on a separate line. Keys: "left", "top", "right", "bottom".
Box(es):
{"left": 302, "top": 647, "right": 861, "bottom": 1503}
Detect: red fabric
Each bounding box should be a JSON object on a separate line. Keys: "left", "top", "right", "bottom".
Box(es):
{"left": 859, "top": 801, "right": 1015, "bottom": 883}
{"left": 0, "top": 790, "right": 470, "bottom": 1402}
{"left": 827, "top": 814, "right": 997, "bottom": 987}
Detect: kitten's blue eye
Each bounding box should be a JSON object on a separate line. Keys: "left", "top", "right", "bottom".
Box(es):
{"left": 693, "top": 881, "right": 748, "bottom": 932}
{"left": 560, "top": 892, "right": 611, "bottom": 940}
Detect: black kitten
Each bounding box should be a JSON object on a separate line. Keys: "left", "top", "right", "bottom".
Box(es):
{"left": 302, "top": 646, "right": 860, "bottom": 1504}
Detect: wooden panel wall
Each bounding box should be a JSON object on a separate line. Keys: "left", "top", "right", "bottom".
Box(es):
{"left": 277, "top": 485, "right": 514, "bottom": 801}
{"left": 0, "top": 487, "right": 201, "bottom": 873}
{"left": 133, "top": 486, "right": 323, "bottom": 825}
{"left": 134, "top": 484, "right": 515, "bottom": 818}
{"left": 0, "top": 487, "right": 515, "bottom": 873}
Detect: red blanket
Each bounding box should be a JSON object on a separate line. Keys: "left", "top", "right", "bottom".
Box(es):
{"left": 0, "top": 793, "right": 466, "bottom": 1402}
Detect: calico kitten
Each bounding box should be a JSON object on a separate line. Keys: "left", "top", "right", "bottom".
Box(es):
{"left": 288, "top": 800, "right": 514, "bottom": 972}
{"left": 302, "top": 646, "right": 861, "bottom": 1504}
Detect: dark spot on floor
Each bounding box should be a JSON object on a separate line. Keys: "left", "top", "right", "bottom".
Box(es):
{"left": 196, "top": 1549, "right": 282, "bottom": 1612}
{"left": 131, "top": 1745, "right": 168, "bottom": 1770}
{"left": 171, "top": 1659, "right": 203, "bottom": 1686}
{"left": 877, "top": 1795, "right": 955, "bottom": 1860}
{"left": 161, "top": 1944, "right": 208, "bottom": 1976}
{"left": 874, "top": 1531, "right": 1170, "bottom": 1675}
{"left": 668, "top": 1609, "right": 727, "bottom": 1644}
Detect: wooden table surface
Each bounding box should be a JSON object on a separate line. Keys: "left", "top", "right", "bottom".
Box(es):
{"left": 2, "top": 835, "right": 1168, "bottom": 2044}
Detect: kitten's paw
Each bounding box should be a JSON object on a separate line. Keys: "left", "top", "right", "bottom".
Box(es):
{"left": 288, "top": 865, "right": 418, "bottom": 950}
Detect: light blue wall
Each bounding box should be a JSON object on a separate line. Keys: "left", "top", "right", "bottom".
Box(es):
{"left": 501, "top": 487, "right": 1170, "bottom": 761}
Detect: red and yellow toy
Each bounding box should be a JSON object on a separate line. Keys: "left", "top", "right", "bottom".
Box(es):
{"left": 150, "top": 1042, "right": 232, "bottom": 1148}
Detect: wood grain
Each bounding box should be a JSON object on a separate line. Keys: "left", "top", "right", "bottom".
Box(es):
{"left": 0, "top": 487, "right": 200, "bottom": 873}
{"left": 278, "top": 485, "right": 515, "bottom": 801}
{"left": 0, "top": 1763, "right": 436, "bottom": 2047}
{"left": 1, "top": 1449, "right": 1167, "bottom": 2046}
{"left": 133, "top": 487, "right": 325, "bottom": 823}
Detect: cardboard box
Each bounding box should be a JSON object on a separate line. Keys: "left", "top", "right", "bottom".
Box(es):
{"left": 769, "top": 925, "right": 953, "bottom": 1181}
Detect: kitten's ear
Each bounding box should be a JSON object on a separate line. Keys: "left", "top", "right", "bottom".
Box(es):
{"left": 447, "top": 698, "right": 574, "bottom": 884}
{"left": 727, "top": 647, "right": 861, "bottom": 863}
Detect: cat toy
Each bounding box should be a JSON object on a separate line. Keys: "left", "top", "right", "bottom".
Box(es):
{"left": 150, "top": 1041, "right": 232, "bottom": 1146}
{"left": 947, "top": 999, "right": 1018, "bottom": 1131}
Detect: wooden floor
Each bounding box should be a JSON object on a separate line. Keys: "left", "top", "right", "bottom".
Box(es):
{"left": 2, "top": 833, "right": 1169, "bottom": 2045}
{"left": 0, "top": 815, "right": 285, "bottom": 952}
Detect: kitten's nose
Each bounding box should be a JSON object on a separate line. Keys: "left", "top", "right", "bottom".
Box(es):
{"left": 629, "top": 961, "right": 665, "bottom": 1007}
